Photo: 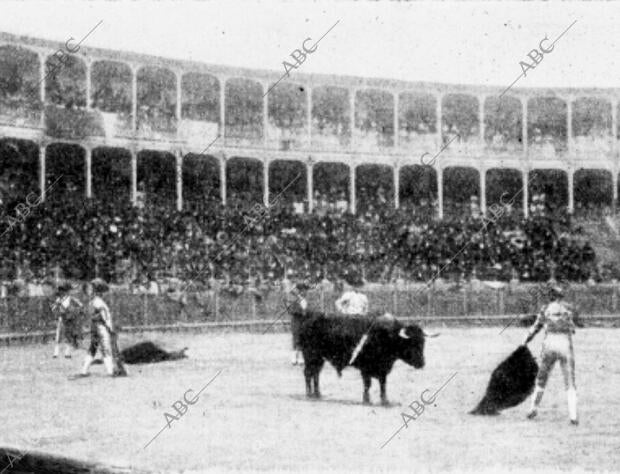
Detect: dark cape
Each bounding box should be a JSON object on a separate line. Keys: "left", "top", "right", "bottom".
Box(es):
{"left": 470, "top": 345, "right": 538, "bottom": 415}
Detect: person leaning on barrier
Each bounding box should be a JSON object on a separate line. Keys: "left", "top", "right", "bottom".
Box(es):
{"left": 522, "top": 285, "right": 583, "bottom": 425}
{"left": 283, "top": 269, "right": 309, "bottom": 365}
{"left": 335, "top": 271, "right": 369, "bottom": 317}
{"left": 166, "top": 277, "right": 189, "bottom": 321}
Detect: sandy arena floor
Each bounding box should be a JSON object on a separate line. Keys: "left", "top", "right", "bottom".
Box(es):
{"left": 0, "top": 326, "right": 619, "bottom": 473}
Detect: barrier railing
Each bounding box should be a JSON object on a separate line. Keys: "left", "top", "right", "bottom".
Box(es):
{"left": 1, "top": 283, "right": 619, "bottom": 337}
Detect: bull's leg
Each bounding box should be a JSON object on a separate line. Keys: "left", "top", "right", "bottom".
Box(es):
{"left": 379, "top": 375, "right": 389, "bottom": 406}
{"left": 304, "top": 358, "right": 323, "bottom": 399}
{"left": 362, "top": 374, "right": 371, "bottom": 404}
{"left": 303, "top": 365, "right": 313, "bottom": 398}
{"left": 313, "top": 371, "right": 321, "bottom": 398}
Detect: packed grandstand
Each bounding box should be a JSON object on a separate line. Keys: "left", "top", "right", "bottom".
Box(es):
{"left": 0, "top": 188, "right": 604, "bottom": 288}
{"left": 0, "top": 32, "right": 617, "bottom": 290}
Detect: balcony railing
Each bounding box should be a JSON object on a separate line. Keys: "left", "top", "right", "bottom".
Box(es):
{"left": 44, "top": 105, "right": 104, "bottom": 140}
{"left": 265, "top": 124, "right": 308, "bottom": 150}
{"left": 0, "top": 97, "right": 42, "bottom": 129}
{"left": 485, "top": 134, "right": 523, "bottom": 154}
{"left": 528, "top": 136, "right": 568, "bottom": 158}
{"left": 311, "top": 129, "right": 351, "bottom": 151}
{"left": 352, "top": 130, "right": 394, "bottom": 151}
{"left": 224, "top": 123, "right": 263, "bottom": 147}
{"left": 136, "top": 108, "right": 177, "bottom": 141}
{"left": 178, "top": 119, "right": 219, "bottom": 146}
{"left": 398, "top": 131, "right": 438, "bottom": 152}
{"left": 99, "top": 111, "right": 134, "bottom": 139}
{"left": 573, "top": 135, "right": 613, "bottom": 157}
{"left": 0, "top": 98, "right": 613, "bottom": 163}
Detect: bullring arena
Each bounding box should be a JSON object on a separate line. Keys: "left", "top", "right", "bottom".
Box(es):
{"left": 2, "top": 2, "right": 620, "bottom": 472}
{"left": 1, "top": 326, "right": 620, "bottom": 472}
{"left": 1, "top": 289, "right": 620, "bottom": 472}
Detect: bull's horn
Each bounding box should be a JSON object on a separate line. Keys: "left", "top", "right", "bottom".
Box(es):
{"left": 398, "top": 328, "right": 410, "bottom": 339}
{"left": 423, "top": 330, "right": 440, "bottom": 338}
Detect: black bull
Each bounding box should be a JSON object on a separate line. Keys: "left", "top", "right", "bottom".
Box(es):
{"left": 292, "top": 306, "right": 435, "bottom": 405}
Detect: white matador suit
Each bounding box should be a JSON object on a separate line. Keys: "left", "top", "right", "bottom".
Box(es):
{"left": 523, "top": 292, "right": 581, "bottom": 424}
{"left": 81, "top": 296, "right": 126, "bottom": 377}
{"left": 335, "top": 290, "right": 369, "bottom": 316}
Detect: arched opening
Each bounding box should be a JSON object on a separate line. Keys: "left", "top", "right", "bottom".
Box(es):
{"left": 354, "top": 89, "right": 394, "bottom": 148}
{"left": 137, "top": 150, "right": 176, "bottom": 208}
{"left": 183, "top": 154, "right": 221, "bottom": 210}
{"left": 91, "top": 60, "right": 132, "bottom": 137}
{"left": 399, "top": 165, "right": 437, "bottom": 217}
{"left": 44, "top": 55, "right": 101, "bottom": 139}
{"left": 268, "top": 160, "right": 306, "bottom": 209}
{"left": 45, "top": 54, "right": 86, "bottom": 108}
{"left": 92, "top": 147, "right": 132, "bottom": 205}
{"left": 486, "top": 168, "right": 523, "bottom": 217}
{"left": 267, "top": 82, "right": 307, "bottom": 148}
{"left": 574, "top": 169, "right": 612, "bottom": 218}
{"left": 356, "top": 164, "right": 393, "bottom": 213}
{"left": 226, "top": 157, "right": 263, "bottom": 207}
{"left": 137, "top": 67, "right": 177, "bottom": 135}
{"left": 398, "top": 92, "right": 436, "bottom": 150}
{"left": 573, "top": 97, "right": 612, "bottom": 154}
{"left": 442, "top": 94, "right": 479, "bottom": 143}
{"left": 46, "top": 143, "right": 86, "bottom": 205}
{"left": 225, "top": 78, "right": 263, "bottom": 144}
{"left": 443, "top": 166, "right": 480, "bottom": 218}
{"left": 312, "top": 162, "right": 349, "bottom": 213}
{"left": 528, "top": 97, "right": 567, "bottom": 153}
{"left": 181, "top": 72, "right": 220, "bottom": 122}
{"left": 311, "top": 86, "right": 350, "bottom": 149}
{"left": 484, "top": 96, "right": 522, "bottom": 151}
{"left": 180, "top": 72, "right": 220, "bottom": 142}
{"left": 529, "top": 169, "right": 568, "bottom": 215}
{"left": 0, "top": 138, "right": 39, "bottom": 215}
{"left": 0, "top": 45, "right": 41, "bottom": 127}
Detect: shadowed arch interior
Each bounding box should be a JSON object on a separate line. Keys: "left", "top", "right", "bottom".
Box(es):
{"left": 268, "top": 160, "right": 306, "bottom": 205}
{"left": 183, "top": 153, "right": 221, "bottom": 210}
{"left": 226, "top": 157, "right": 264, "bottom": 206}
{"left": 137, "top": 150, "right": 176, "bottom": 208}
{"left": 443, "top": 166, "right": 480, "bottom": 217}
{"left": 92, "top": 147, "right": 131, "bottom": 204}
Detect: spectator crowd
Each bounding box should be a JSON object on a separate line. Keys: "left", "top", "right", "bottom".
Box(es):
{"left": 0, "top": 188, "right": 602, "bottom": 291}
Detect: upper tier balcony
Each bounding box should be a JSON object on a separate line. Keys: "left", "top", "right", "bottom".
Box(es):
{"left": 0, "top": 36, "right": 618, "bottom": 164}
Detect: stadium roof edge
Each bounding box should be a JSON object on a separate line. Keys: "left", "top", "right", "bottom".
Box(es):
{"left": 0, "top": 30, "right": 617, "bottom": 99}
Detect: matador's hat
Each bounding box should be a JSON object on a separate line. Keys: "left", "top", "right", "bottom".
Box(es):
{"left": 549, "top": 285, "right": 564, "bottom": 299}
{"left": 56, "top": 281, "right": 73, "bottom": 294}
